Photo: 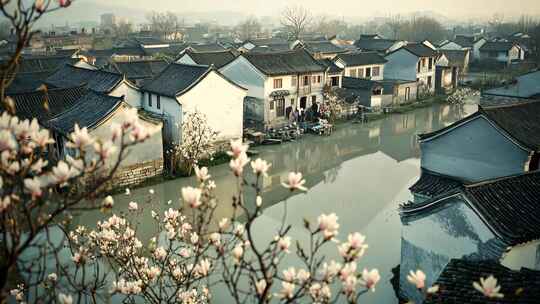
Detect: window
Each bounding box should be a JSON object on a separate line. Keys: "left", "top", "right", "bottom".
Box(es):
{"left": 417, "top": 61, "right": 421, "bottom": 73}
{"left": 405, "top": 87, "right": 411, "bottom": 101}
{"left": 331, "top": 76, "right": 339, "bottom": 86}
{"left": 312, "top": 76, "right": 317, "bottom": 84}
{"left": 276, "top": 98, "right": 285, "bottom": 117}
{"left": 148, "top": 93, "right": 152, "bottom": 107}
{"left": 422, "top": 58, "right": 426, "bottom": 67}
{"left": 372, "top": 88, "right": 382, "bottom": 95}
{"left": 317, "top": 75, "right": 322, "bottom": 83}
{"left": 357, "top": 68, "right": 363, "bottom": 78}
{"left": 365, "top": 67, "right": 372, "bottom": 78}
{"left": 273, "top": 78, "right": 283, "bottom": 89}
{"left": 428, "top": 58, "right": 433, "bottom": 70}
{"left": 349, "top": 69, "right": 357, "bottom": 77}
{"left": 157, "top": 95, "right": 161, "bottom": 109}
{"left": 269, "top": 100, "right": 275, "bottom": 110}
{"left": 311, "top": 95, "right": 317, "bottom": 103}
{"left": 372, "top": 66, "right": 380, "bottom": 77}
{"left": 290, "top": 98, "right": 295, "bottom": 106}
{"left": 427, "top": 76, "right": 432, "bottom": 88}
{"left": 303, "top": 76, "right": 310, "bottom": 86}
{"left": 291, "top": 76, "right": 297, "bottom": 87}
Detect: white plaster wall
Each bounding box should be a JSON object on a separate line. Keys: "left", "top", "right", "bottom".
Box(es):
{"left": 384, "top": 50, "right": 418, "bottom": 81}
{"left": 342, "top": 64, "right": 385, "bottom": 80}
{"left": 143, "top": 92, "right": 182, "bottom": 144}
{"left": 179, "top": 71, "right": 246, "bottom": 141}
{"left": 110, "top": 82, "right": 143, "bottom": 108}
{"left": 176, "top": 54, "right": 197, "bottom": 65}
{"left": 220, "top": 56, "right": 265, "bottom": 99}
{"left": 502, "top": 241, "right": 540, "bottom": 271}
{"left": 440, "top": 42, "right": 463, "bottom": 50}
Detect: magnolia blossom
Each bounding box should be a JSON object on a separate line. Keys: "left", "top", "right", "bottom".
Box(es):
{"left": 283, "top": 267, "right": 296, "bottom": 282}
{"left": 30, "top": 158, "right": 48, "bottom": 173}
{"left": 102, "top": 196, "right": 114, "bottom": 208}
{"left": 342, "top": 275, "right": 357, "bottom": 295}
{"left": 67, "top": 124, "right": 93, "bottom": 148}
{"left": 251, "top": 158, "right": 271, "bottom": 177}
{"left": 33, "top": 129, "right": 54, "bottom": 147}
{"left": 427, "top": 284, "right": 440, "bottom": 294}
{"left": 50, "top": 161, "right": 79, "bottom": 185}
{"left": 321, "top": 260, "right": 342, "bottom": 280}
{"left": 360, "top": 269, "right": 380, "bottom": 292}
{"left": 277, "top": 236, "right": 291, "bottom": 253}
{"left": 190, "top": 232, "right": 199, "bottom": 245}
{"left": 279, "top": 282, "right": 295, "bottom": 299}
{"left": 297, "top": 269, "right": 311, "bottom": 282}
{"left": 94, "top": 140, "right": 117, "bottom": 159}
{"left": 58, "top": 293, "right": 73, "bottom": 304}
{"left": 229, "top": 152, "right": 250, "bottom": 177}
{"left": 209, "top": 233, "right": 221, "bottom": 246}
{"left": 195, "top": 166, "right": 211, "bottom": 182}
{"left": 473, "top": 275, "right": 504, "bottom": 298}
{"left": 182, "top": 187, "right": 202, "bottom": 208}
{"left": 48, "top": 273, "right": 58, "bottom": 282}
{"left": 255, "top": 279, "right": 267, "bottom": 296}
{"left": 113, "top": 279, "right": 143, "bottom": 295}
{"left": 228, "top": 139, "right": 248, "bottom": 158}
{"left": 24, "top": 177, "right": 42, "bottom": 199}
{"left": 407, "top": 270, "right": 426, "bottom": 289}
{"left": 318, "top": 213, "right": 340, "bottom": 239}
{"left": 0, "top": 130, "right": 17, "bottom": 152}
{"left": 234, "top": 223, "right": 245, "bottom": 236}
{"left": 1, "top": 197, "right": 12, "bottom": 213}
{"left": 218, "top": 218, "right": 229, "bottom": 231}
{"left": 179, "top": 248, "right": 191, "bottom": 258}
{"left": 282, "top": 172, "right": 307, "bottom": 191}
{"left": 128, "top": 202, "right": 138, "bottom": 211}
{"left": 154, "top": 247, "right": 167, "bottom": 260}
{"left": 232, "top": 245, "right": 244, "bottom": 263}
{"left": 339, "top": 262, "right": 357, "bottom": 281}
{"left": 256, "top": 195, "right": 262, "bottom": 207}
{"left": 195, "top": 259, "right": 211, "bottom": 276}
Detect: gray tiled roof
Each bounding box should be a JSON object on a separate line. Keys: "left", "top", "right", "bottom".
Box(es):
{"left": 483, "top": 70, "right": 540, "bottom": 98}
{"left": 401, "top": 43, "right": 437, "bottom": 57}
{"left": 142, "top": 63, "right": 210, "bottom": 97}
{"left": 48, "top": 91, "right": 124, "bottom": 135}
{"left": 354, "top": 38, "right": 397, "bottom": 52}
{"left": 189, "top": 43, "right": 227, "bottom": 52}
{"left": 109, "top": 60, "right": 169, "bottom": 81}
{"left": 426, "top": 259, "right": 540, "bottom": 304}
{"left": 183, "top": 50, "right": 237, "bottom": 68}
{"left": 480, "top": 41, "right": 514, "bottom": 52}
{"left": 243, "top": 49, "right": 325, "bottom": 76}
{"left": 317, "top": 58, "right": 343, "bottom": 73}
{"left": 6, "top": 86, "right": 87, "bottom": 122}
{"left": 335, "top": 51, "right": 387, "bottom": 66}
{"left": 46, "top": 64, "right": 124, "bottom": 93}
{"left": 342, "top": 76, "right": 382, "bottom": 90}
{"left": 454, "top": 35, "right": 476, "bottom": 47}
{"left": 409, "top": 168, "right": 465, "bottom": 197}
{"left": 440, "top": 49, "right": 468, "bottom": 67}
{"left": 303, "top": 41, "right": 346, "bottom": 54}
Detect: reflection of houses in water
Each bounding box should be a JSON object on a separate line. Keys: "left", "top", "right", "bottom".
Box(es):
{"left": 425, "top": 259, "right": 540, "bottom": 303}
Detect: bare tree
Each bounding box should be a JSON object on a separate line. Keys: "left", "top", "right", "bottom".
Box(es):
{"left": 313, "top": 16, "right": 347, "bottom": 38}
{"left": 236, "top": 17, "right": 262, "bottom": 40}
{"left": 281, "top": 5, "right": 312, "bottom": 40}
{"left": 385, "top": 14, "right": 402, "bottom": 39}
{"left": 0, "top": 21, "right": 10, "bottom": 40}
{"left": 488, "top": 13, "right": 505, "bottom": 34}
{"left": 112, "top": 20, "right": 133, "bottom": 39}
{"left": 146, "top": 11, "right": 181, "bottom": 40}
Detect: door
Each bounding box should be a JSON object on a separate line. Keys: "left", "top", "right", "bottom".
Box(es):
{"left": 276, "top": 98, "right": 285, "bottom": 117}
{"left": 405, "top": 87, "right": 410, "bottom": 102}
{"left": 300, "top": 96, "right": 307, "bottom": 109}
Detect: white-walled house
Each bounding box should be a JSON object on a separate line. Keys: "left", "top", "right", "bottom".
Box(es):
{"left": 439, "top": 35, "right": 487, "bottom": 62}
{"left": 333, "top": 52, "right": 387, "bottom": 81}
{"left": 384, "top": 43, "right": 438, "bottom": 93}
{"left": 176, "top": 49, "right": 237, "bottom": 69}
{"left": 45, "top": 64, "right": 142, "bottom": 107}
{"left": 220, "top": 49, "right": 326, "bottom": 129}
{"left": 479, "top": 41, "right": 524, "bottom": 65}
{"left": 141, "top": 63, "right": 247, "bottom": 145}
{"left": 400, "top": 171, "right": 540, "bottom": 303}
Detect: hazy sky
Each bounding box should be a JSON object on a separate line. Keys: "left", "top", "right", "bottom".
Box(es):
{"left": 94, "top": 0, "right": 540, "bottom": 19}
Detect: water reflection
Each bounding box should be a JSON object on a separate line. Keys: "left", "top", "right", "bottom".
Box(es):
{"left": 68, "top": 102, "right": 476, "bottom": 303}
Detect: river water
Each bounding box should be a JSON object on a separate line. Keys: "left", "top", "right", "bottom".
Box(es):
{"left": 72, "top": 101, "right": 478, "bottom": 303}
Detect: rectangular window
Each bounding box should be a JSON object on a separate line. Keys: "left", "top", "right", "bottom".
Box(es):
{"left": 365, "top": 67, "right": 372, "bottom": 78}
{"left": 276, "top": 98, "right": 285, "bottom": 117}
{"left": 290, "top": 98, "right": 295, "bottom": 106}
{"left": 331, "top": 76, "right": 339, "bottom": 86}
{"left": 405, "top": 87, "right": 411, "bottom": 101}
{"left": 273, "top": 78, "right": 282, "bottom": 89}
{"left": 303, "top": 76, "right": 310, "bottom": 86}
{"left": 157, "top": 95, "right": 161, "bottom": 109}
{"left": 422, "top": 58, "right": 426, "bottom": 67}
{"left": 350, "top": 69, "right": 357, "bottom": 77}
{"left": 291, "top": 76, "right": 297, "bottom": 87}
{"left": 428, "top": 58, "right": 433, "bottom": 70}
{"left": 417, "top": 61, "right": 421, "bottom": 73}
{"left": 311, "top": 95, "right": 317, "bottom": 103}
{"left": 317, "top": 75, "right": 322, "bottom": 83}
{"left": 312, "top": 76, "right": 317, "bottom": 84}
{"left": 358, "top": 68, "right": 364, "bottom": 78}
{"left": 427, "top": 76, "right": 432, "bottom": 88}
{"left": 269, "top": 100, "right": 275, "bottom": 110}
{"left": 148, "top": 93, "right": 152, "bottom": 107}
{"left": 372, "top": 66, "right": 380, "bottom": 77}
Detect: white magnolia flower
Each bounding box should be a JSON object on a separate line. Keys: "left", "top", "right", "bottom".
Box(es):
{"left": 0, "top": 130, "right": 17, "bottom": 152}
{"left": 196, "top": 259, "right": 211, "bottom": 276}
{"left": 427, "top": 284, "right": 440, "bottom": 294}
{"left": 182, "top": 186, "right": 202, "bottom": 208}
{"left": 251, "top": 158, "right": 271, "bottom": 176}
{"left": 94, "top": 140, "right": 117, "bottom": 159}
{"left": 340, "top": 262, "right": 357, "bottom": 281}
{"left": 102, "top": 196, "right": 114, "bottom": 208}
{"left": 47, "top": 273, "right": 58, "bottom": 282}
{"left": 234, "top": 223, "right": 245, "bottom": 236}
{"left": 67, "top": 124, "right": 93, "bottom": 148}
{"left": 58, "top": 293, "right": 73, "bottom": 304}
{"left": 256, "top": 279, "right": 267, "bottom": 296}
{"left": 282, "top": 172, "right": 307, "bottom": 191}
{"left": 209, "top": 233, "right": 221, "bottom": 246}
{"left": 190, "top": 232, "right": 199, "bottom": 245}
{"left": 277, "top": 236, "right": 291, "bottom": 253}
{"left": 194, "top": 166, "right": 211, "bottom": 182}
{"left": 279, "top": 282, "right": 295, "bottom": 299}
{"left": 128, "top": 201, "right": 138, "bottom": 211}
{"left": 228, "top": 139, "right": 248, "bottom": 158}
{"left": 342, "top": 275, "right": 357, "bottom": 294}
{"left": 297, "top": 269, "right": 311, "bottom": 282}
{"left": 232, "top": 245, "right": 243, "bottom": 263}
{"left": 219, "top": 218, "right": 229, "bottom": 231}
{"left": 360, "top": 268, "right": 381, "bottom": 292}
{"left": 318, "top": 213, "right": 340, "bottom": 239}
{"left": 153, "top": 247, "right": 167, "bottom": 260}
{"left": 256, "top": 195, "right": 262, "bottom": 207}
{"left": 24, "top": 177, "right": 42, "bottom": 199}
{"left": 229, "top": 152, "right": 250, "bottom": 176}
{"left": 473, "top": 275, "right": 504, "bottom": 298}
{"left": 50, "top": 161, "right": 79, "bottom": 185}
{"left": 407, "top": 270, "right": 426, "bottom": 289}
{"left": 283, "top": 267, "right": 296, "bottom": 282}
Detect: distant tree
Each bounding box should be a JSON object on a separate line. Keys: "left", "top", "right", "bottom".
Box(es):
{"left": 385, "top": 14, "right": 402, "bottom": 39}
{"left": 146, "top": 11, "right": 181, "bottom": 40}
{"left": 112, "top": 20, "right": 133, "bottom": 39}
{"left": 235, "top": 17, "right": 262, "bottom": 40}
{"left": 399, "top": 16, "right": 447, "bottom": 42}
{"left": 312, "top": 17, "right": 347, "bottom": 38}
{"left": 281, "top": 5, "right": 312, "bottom": 40}
{"left": 488, "top": 13, "right": 505, "bottom": 34}
{"left": 0, "top": 21, "right": 10, "bottom": 40}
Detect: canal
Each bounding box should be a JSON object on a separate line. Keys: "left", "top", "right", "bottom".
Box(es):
{"left": 74, "top": 101, "right": 478, "bottom": 303}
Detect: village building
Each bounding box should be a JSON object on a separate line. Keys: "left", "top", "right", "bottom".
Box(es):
{"left": 220, "top": 49, "right": 326, "bottom": 129}
{"left": 439, "top": 35, "right": 487, "bottom": 62}
{"left": 175, "top": 49, "right": 238, "bottom": 68}
{"left": 317, "top": 58, "right": 343, "bottom": 88}
{"left": 479, "top": 41, "right": 524, "bottom": 66}
{"left": 354, "top": 35, "right": 405, "bottom": 54}
{"left": 340, "top": 77, "right": 391, "bottom": 109}
{"left": 423, "top": 259, "right": 540, "bottom": 304}
{"left": 238, "top": 38, "right": 290, "bottom": 53}
{"left": 483, "top": 70, "right": 540, "bottom": 99}
{"left": 333, "top": 52, "right": 387, "bottom": 80}
{"left": 384, "top": 43, "right": 438, "bottom": 93}
{"left": 45, "top": 64, "right": 142, "bottom": 107}
{"left": 47, "top": 91, "right": 164, "bottom": 187}
{"left": 379, "top": 79, "right": 418, "bottom": 105}
{"left": 400, "top": 170, "right": 540, "bottom": 303}
{"left": 141, "top": 63, "right": 247, "bottom": 146}
{"left": 435, "top": 49, "right": 470, "bottom": 92}
{"left": 410, "top": 100, "right": 540, "bottom": 203}
{"left": 295, "top": 40, "right": 347, "bottom": 59}
{"left": 105, "top": 59, "right": 169, "bottom": 86}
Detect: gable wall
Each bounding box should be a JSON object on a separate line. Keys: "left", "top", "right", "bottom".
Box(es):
{"left": 220, "top": 56, "right": 265, "bottom": 99}
{"left": 383, "top": 50, "right": 418, "bottom": 81}
{"left": 110, "top": 82, "right": 143, "bottom": 108}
